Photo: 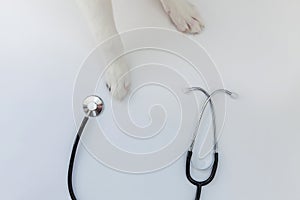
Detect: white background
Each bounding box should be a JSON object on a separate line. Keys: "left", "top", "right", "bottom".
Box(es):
{"left": 0, "top": 0, "right": 299, "bottom": 199}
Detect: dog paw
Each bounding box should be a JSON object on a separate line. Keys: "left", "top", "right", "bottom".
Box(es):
{"left": 160, "top": 0, "right": 204, "bottom": 34}
{"left": 105, "top": 59, "right": 130, "bottom": 100}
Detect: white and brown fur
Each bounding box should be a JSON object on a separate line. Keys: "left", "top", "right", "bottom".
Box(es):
{"left": 76, "top": 0, "right": 204, "bottom": 100}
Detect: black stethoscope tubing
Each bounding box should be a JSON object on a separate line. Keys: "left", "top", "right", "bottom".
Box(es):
{"left": 67, "top": 116, "right": 89, "bottom": 200}
{"left": 186, "top": 151, "right": 218, "bottom": 200}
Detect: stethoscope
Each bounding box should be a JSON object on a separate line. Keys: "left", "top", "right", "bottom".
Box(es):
{"left": 67, "top": 87, "right": 236, "bottom": 200}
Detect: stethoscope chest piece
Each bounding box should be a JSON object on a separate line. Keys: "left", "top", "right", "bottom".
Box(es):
{"left": 82, "top": 95, "right": 104, "bottom": 117}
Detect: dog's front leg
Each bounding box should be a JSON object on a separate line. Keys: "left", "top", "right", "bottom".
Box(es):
{"left": 76, "top": 0, "right": 130, "bottom": 100}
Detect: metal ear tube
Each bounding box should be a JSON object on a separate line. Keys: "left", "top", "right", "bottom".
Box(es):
{"left": 185, "top": 87, "right": 236, "bottom": 200}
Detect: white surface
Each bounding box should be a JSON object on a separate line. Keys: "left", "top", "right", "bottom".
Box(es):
{"left": 0, "top": 0, "right": 299, "bottom": 200}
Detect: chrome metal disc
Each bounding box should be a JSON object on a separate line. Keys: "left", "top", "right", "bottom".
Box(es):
{"left": 82, "top": 95, "right": 104, "bottom": 117}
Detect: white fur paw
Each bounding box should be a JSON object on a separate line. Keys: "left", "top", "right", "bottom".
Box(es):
{"left": 160, "top": 0, "right": 204, "bottom": 34}
{"left": 105, "top": 59, "right": 131, "bottom": 100}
